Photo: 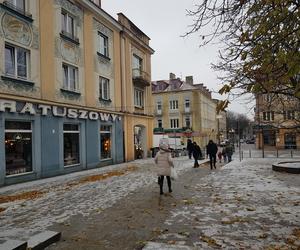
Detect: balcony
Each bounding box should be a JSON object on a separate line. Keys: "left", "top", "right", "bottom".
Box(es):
{"left": 1, "top": 1, "right": 33, "bottom": 22}
{"left": 132, "top": 68, "right": 150, "bottom": 87}
{"left": 155, "top": 109, "right": 162, "bottom": 116}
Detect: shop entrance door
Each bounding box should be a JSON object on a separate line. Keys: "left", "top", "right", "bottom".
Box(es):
{"left": 134, "top": 125, "right": 147, "bottom": 159}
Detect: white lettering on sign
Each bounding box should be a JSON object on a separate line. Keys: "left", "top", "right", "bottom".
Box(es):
{"left": 0, "top": 100, "right": 16, "bottom": 113}
{"left": 53, "top": 106, "right": 67, "bottom": 117}
{"left": 89, "top": 112, "right": 99, "bottom": 120}
{"left": 0, "top": 99, "right": 122, "bottom": 122}
{"left": 78, "top": 110, "right": 88, "bottom": 119}
{"left": 67, "top": 109, "right": 78, "bottom": 119}
{"left": 20, "top": 103, "right": 36, "bottom": 115}
{"left": 38, "top": 104, "right": 51, "bottom": 116}
{"left": 100, "top": 113, "right": 110, "bottom": 121}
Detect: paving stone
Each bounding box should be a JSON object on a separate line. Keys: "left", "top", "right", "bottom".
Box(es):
{"left": 0, "top": 239, "right": 27, "bottom": 250}
{"left": 27, "top": 231, "right": 61, "bottom": 250}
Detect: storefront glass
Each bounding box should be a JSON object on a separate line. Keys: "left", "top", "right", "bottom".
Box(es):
{"left": 100, "top": 125, "right": 111, "bottom": 159}
{"left": 5, "top": 121, "right": 32, "bottom": 176}
{"left": 63, "top": 124, "right": 80, "bottom": 166}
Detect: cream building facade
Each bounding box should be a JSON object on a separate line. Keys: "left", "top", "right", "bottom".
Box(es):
{"left": 152, "top": 74, "right": 221, "bottom": 149}
{"left": 0, "top": 0, "right": 154, "bottom": 186}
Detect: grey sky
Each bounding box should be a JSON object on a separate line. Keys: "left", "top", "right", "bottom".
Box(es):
{"left": 102, "top": 0, "right": 254, "bottom": 118}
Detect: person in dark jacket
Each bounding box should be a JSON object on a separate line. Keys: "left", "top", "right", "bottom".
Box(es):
{"left": 206, "top": 140, "right": 218, "bottom": 169}
{"left": 192, "top": 142, "right": 202, "bottom": 168}
{"left": 186, "top": 139, "right": 193, "bottom": 159}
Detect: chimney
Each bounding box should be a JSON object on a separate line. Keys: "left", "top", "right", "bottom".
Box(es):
{"left": 185, "top": 76, "right": 193, "bottom": 85}
{"left": 169, "top": 72, "right": 176, "bottom": 80}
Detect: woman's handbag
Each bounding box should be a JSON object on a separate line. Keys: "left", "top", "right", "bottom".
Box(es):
{"left": 171, "top": 167, "right": 178, "bottom": 180}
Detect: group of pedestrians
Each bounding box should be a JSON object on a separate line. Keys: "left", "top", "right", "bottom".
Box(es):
{"left": 154, "top": 138, "right": 234, "bottom": 195}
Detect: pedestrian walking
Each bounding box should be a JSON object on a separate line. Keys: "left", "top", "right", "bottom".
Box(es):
{"left": 192, "top": 142, "right": 202, "bottom": 168}
{"left": 206, "top": 140, "right": 218, "bottom": 169}
{"left": 222, "top": 147, "right": 227, "bottom": 163}
{"left": 217, "top": 148, "right": 222, "bottom": 163}
{"left": 186, "top": 139, "right": 193, "bottom": 159}
{"left": 154, "top": 140, "right": 174, "bottom": 195}
{"left": 225, "top": 142, "right": 233, "bottom": 162}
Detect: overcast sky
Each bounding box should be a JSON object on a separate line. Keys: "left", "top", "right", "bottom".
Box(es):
{"left": 102, "top": 0, "right": 254, "bottom": 118}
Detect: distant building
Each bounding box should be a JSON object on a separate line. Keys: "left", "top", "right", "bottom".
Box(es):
{"left": 152, "top": 73, "right": 223, "bottom": 149}
{"left": 254, "top": 94, "right": 300, "bottom": 149}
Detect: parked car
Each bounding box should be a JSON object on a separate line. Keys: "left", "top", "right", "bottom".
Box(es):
{"left": 246, "top": 138, "right": 255, "bottom": 144}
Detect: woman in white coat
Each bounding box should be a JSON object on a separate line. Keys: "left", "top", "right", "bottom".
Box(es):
{"left": 154, "top": 142, "right": 174, "bottom": 195}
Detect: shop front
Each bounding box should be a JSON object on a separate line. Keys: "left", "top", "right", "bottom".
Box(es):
{"left": 0, "top": 99, "right": 124, "bottom": 186}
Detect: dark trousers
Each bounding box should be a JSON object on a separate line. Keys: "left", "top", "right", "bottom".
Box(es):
{"left": 188, "top": 150, "right": 192, "bottom": 159}
{"left": 159, "top": 176, "right": 172, "bottom": 194}
{"left": 209, "top": 154, "right": 216, "bottom": 169}
{"left": 193, "top": 156, "right": 199, "bottom": 167}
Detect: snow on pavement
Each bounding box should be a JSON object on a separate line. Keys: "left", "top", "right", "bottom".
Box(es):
{"left": 0, "top": 157, "right": 196, "bottom": 241}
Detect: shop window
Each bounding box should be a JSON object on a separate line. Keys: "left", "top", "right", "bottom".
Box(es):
{"left": 98, "top": 32, "right": 109, "bottom": 58}
{"left": 99, "top": 76, "right": 110, "bottom": 100}
{"left": 62, "top": 63, "right": 78, "bottom": 91}
{"left": 5, "top": 121, "right": 32, "bottom": 176}
{"left": 5, "top": 43, "right": 30, "bottom": 79}
{"left": 63, "top": 124, "right": 80, "bottom": 166}
{"left": 100, "top": 125, "right": 111, "bottom": 159}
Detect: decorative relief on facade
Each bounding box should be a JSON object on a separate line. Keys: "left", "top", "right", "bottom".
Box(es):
{"left": 131, "top": 46, "right": 144, "bottom": 60}
{"left": 54, "top": 0, "right": 83, "bottom": 27}
{"left": 55, "top": 38, "right": 83, "bottom": 66}
{"left": 1, "top": 13, "right": 32, "bottom": 46}
{"left": 93, "top": 19, "right": 113, "bottom": 38}
{"left": 0, "top": 79, "right": 39, "bottom": 97}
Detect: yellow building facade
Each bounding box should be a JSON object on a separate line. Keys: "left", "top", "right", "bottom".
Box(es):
{"left": 152, "top": 74, "right": 219, "bottom": 149}
{"left": 0, "top": 0, "right": 153, "bottom": 186}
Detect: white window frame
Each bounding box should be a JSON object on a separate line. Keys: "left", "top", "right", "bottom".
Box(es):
{"left": 63, "top": 124, "right": 80, "bottom": 167}
{"left": 99, "top": 76, "right": 110, "bottom": 100}
{"left": 185, "top": 99, "right": 190, "bottom": 108}
{"left": 169, "top": 100, "right": 178, "bottom": 110}
{"left": 5, "top": 43, "right": 30, "bottom": 80}
{"left": 185, "top": 116, "right": 191, "bottom": 128}
{"left": 134, "top": 88, "right": 144, "bottom": 108}
{"left": 170, "top": 118, "right": 179, "bottom": 129}
{"left": 157, "top": 101, "right": 162, "bottom": 111}
{"left": 98, "top": 32, "right": 109, "bottom": 57}
{"left": 132, "top": 54, "right": 143, "bottom": 77}
{"left": 61, "top": 11, "right": 75, "bottom": 38}
{"left": 62, "top": 63, "right": 79, "bottom": 92}
{"left": 8, "top": 0, "right": 25, "bottom": 11}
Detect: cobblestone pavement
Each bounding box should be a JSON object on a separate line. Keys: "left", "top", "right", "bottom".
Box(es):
{"left": 0, "top": 157, "right": 299, "bottom": 249}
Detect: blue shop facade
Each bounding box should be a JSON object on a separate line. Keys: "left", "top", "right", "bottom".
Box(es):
{"left": 0, "top": 99, "right": 124, "bottom": 186}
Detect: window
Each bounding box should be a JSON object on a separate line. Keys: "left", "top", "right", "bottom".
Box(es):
{"left": 134, "top": 88, "right": 144, "bottom": 107}
{"left": 100, "top": 125, "right": 111, "bottom": 159}
{"left": 283, "top": 110, "right": 295, "bottom": 120}
{"left": 98, "top": 32, "right": 109, "bottom": 57}
{"left": 157, "top": 119, "right": 162, "bottom": 128}
{"left": 185, "top": 99, "right": 190, "bottom": 109}
{"left": 263, "top": 111, "right": 274, "bottom": 121}
{"left": 63, "top": 124, "right": 80, "bottom": 166}
{"left": 62, "top": 63, "right": 78, "bottom": 91}
{"left": 99, "top": 76, "right": 110, "bottom": 100}
{"left": 62, "top": 11, "right": 75, "bottom": 38}
{"left": 169, "top": 100, "right": 178, "bottom": 110}
{"left": 5, "top": 44, "right": 29, "bottom": 79}
{"left": 8, "top": 0, "right": 25, "bottom": 11}
{"left": 157, "top": 101, "right": 162, "bottom": 111}
{"left": 185, "top": 116, "right": 191, "bottom": 128}
{"left": 170, "top": 118, "right": 179, "bottom": 128}
{"left": 132, "top": 54, "right": 142, "bottom": 77}
{"left": 5, "top": 121, "right": 32, "bottom": 176}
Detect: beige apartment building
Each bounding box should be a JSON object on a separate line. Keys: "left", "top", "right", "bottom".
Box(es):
{"left": 0, "top": 0, "right": 154, "bottom": 186}
{"left": 152, "top": 73, "right": 225, "bottom": 149}
{"left": 255, "top": 94, "right": 300, "bottom": 149}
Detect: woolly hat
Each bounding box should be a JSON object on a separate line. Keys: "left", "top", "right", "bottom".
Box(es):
{"left": 159, "top": 138, "right": 169, "bottom": 150}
